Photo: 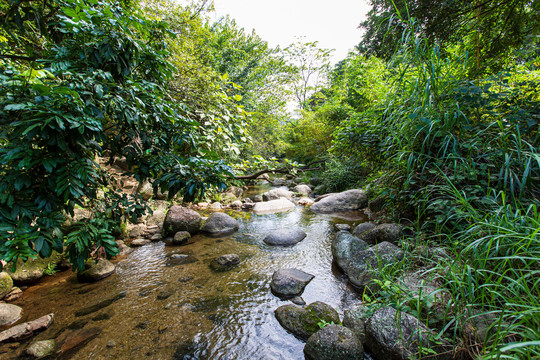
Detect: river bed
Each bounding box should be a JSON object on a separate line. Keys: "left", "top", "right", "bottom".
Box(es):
{"left": 10, "top": 189, "right": 370, "bottom": 359}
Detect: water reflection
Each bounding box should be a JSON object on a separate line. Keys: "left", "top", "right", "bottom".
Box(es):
{"left": 11, "top": 191, "right": 369, "bottom": 360}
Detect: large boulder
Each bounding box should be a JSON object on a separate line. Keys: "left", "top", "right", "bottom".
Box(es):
{"left": 331, "top": 231, "right": 369, "bottom": 272}
{"left": 347, "top": 242, "right": 404, "bottom": 290}
{"left": 304, "top": 325, "right": 364, "bottom": 360}
{"left": 201, "top": 213, "right": 239, "bottom": 236}
{"left": 7, "top": 252, "right": 63, "bottom": 284}
{"left": 351, "top": 222, "right": 376, "bottom": 238}
{"left": 365, "top": 307, "right": 451, "bottom": 360}
{"left": 163, "top": 206, "right": 202, "bottom": 236}
{"left": 294, "top": 184, "right": 312, "bottom": 197}
{"left": 357, "top": 223, "right": 403, "bottom": 245}
{"left": 275, "top": 302, "right": 340, "bottom": 341}
{"left": 264, "top": 228, "right": 307, "bottom": 246}
{"left": 270, "top": 269, "right": 314, "bottom": 298}
{"left": 342, "top": 304, "right": 369, "bottom": 344}
{"left": 0, "top": 303, "right": 22, "bottom": 327}
{"left": 332, "top": 234, "right": 404, "bottom": 291}
{"left": 310, "top": 189, "right": 368, "bottom": 213}
{"left": 253, "top": 198, "right": 296, "bottom": 214}
{"left": 77, "top": 259, "right": 115, "bottom": 283}
{"left": 0, "top": 271, "right": 13, "bottom": 299}
{"left": 263, "top": 188, "right": 294, "bottom": 201}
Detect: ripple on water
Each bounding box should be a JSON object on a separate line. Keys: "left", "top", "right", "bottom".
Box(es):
{"left": 10, "top": 191, "right": 369, "bottom": 360}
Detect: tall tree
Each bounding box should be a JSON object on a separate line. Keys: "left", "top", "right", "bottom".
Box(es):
{"left": 0, "top": 0, "right": 232, "bottom": 268}
{"left": 283, "top": 40, "right": 333, "bottom": 109}
{"left": 358, "top": 0, "right": 539, "bottom": 74}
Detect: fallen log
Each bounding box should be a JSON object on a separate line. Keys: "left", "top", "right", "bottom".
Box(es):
{"left": 234, "top": 160, "right": 326, "bottom": 180}
{"left": 0, "top": 313, "right": 54, "bottom": 343}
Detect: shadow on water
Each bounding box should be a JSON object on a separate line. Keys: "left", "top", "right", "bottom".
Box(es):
{"left": 8, "top": 186, "right": 371, "bottom": 360}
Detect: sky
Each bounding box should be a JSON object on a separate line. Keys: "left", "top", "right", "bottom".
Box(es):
{"left": 211, "top": 0, "right": 372, "bottom": 64}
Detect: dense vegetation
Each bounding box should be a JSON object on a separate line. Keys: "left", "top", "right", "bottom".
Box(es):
{"left": 0, "top": 0, "right": 538, "bottom": 358}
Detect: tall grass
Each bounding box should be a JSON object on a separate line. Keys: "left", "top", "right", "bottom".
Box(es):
{"left": 347, "top": 11, "right": 540, "bottom": 360}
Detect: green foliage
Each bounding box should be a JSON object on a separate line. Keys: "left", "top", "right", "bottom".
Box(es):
{"left": 0, "top": 0, "right": 233, "bottom": 269}
{"left": 358, "top": 0, "right": 538, "bottom": 75}
{"left": 320, "top": 157, "right": 364, "bottom": 193}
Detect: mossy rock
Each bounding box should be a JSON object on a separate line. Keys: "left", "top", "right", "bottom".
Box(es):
{"left": 275, "top": 301, "right": 340, "bottom": 341}
{"left": 7, "top": 252, "right": 63, "bottom": 284}
{"left": 0, "top": 272, "right": 13, "bottom": 299}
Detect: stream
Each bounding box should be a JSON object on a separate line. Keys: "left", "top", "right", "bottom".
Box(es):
{"left": 11, "top": 185, "right": 370, "bottom": 360}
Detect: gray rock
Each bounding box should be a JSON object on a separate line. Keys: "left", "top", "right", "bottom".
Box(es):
{"left": 332, "top": 234, "right": 404, "bottom": 292}
{"left": 352, "top": 222, "right": 376, "bottom": 237}
{"left": 130, "top": 238, "right": 150, "bottom": 246}
{"left": 347, "top": 242, "right": 404, "bottom": 290}
{"left": 166, "top": 254, "right": 198, "bottom": 266}
{"left": 225, "top": 186, "right": 244, "bottom": 199}
{"left": 209, "top": 202, "right": 222, "bottom": 210}
{"left": 116, "top": 241, "right": 132, "bottom": 256}
{"left": 77, "top": 259, "right": 115, "bottom": 283}
{"left": 275, "top": 302, "right": 340, "bottom": 341}
{"left": 25, "top": 339, "right": 56, "bottom": 359}
{"left": 210, "top": 254, "right": 240, "bottom": 271}
{"left": 4, "top": 287, "right": 23, "bottom": 302}
{"left": 253, "top": 198, "right": 296, "bottom": 214}
{"left": 230, "top": 200, "right": 243, "bottom": 208}
{"left": 145, "top": 209, "right": 166, "bottom": 227}
{"left": 368, "top": 196, "right": 385, "bottom": 212}
{"left": 0, "top": 314, "right": 54, "bottom": 343}
{"left": 201, "top": 213, "right": 239, "bottom": 236}
{"left": 298, "top": 197, "right": 315, "bottom": 206}
{"left": 366, "top": 307, "right": 451, "bottom": 360}
{"left": 291, "top": 296, "right": 306, "bottom": 306}
{"left": 304, "top": 325, "right": 364, "bottom": 360}
{"left": 128, "top": 224, "right": 146, "bottom": 238}
{"left": 7, "top": 252, "right": 63, "bottom": 284}
{"left": 463, "top": 311, "right": 501, "bottom": 346}
{"left": 272, "top": 178, "right": 287, "bottom": 186}
{"left": 172, "top": 231, "right": 191, "bottom": 245}
{"left": 331, "top": 232, "right": 369, "bottom": 272}
{"left": 310, "top": 189, "right": 367, "bottom": 213}
{"left": 150, "top": 233, "right": 162, "bottom": 242}
{"left": 253, "top": 195, "right": 263, "bottom": 202}
{"left": 163, "top": 206, "right": 202, "bottom": 236}
{"left": 270, "top": 269, "right": 314, "bottom": 297}
{"left": 343, "top": 304, "right": 369, "bottom": 344}
{"left": 0, "top": 271, "right": 13, "bottom": 299}
{"left": 335, "top": 224, "right": 351, "bottom": 231}
{"left": 294, "top": 184, "right": 312, "bottom": 197}
{"left": 358, "top": 223, "right": 403, "bottom": 245}
{"left": 263, "top": 188, "right": 294, "bottom": 201}
{"left": 0, "top": 303, "right": 22, "bottom": 327}
{"left": 264, "top": 228, "right": 307, "bottom": 246}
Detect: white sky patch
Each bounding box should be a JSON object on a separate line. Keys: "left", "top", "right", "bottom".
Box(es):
{"left": 211, "top": 0, "right": 371, "bottom": 64}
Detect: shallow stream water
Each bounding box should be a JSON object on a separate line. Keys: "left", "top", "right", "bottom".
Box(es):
{"left": 10, "top": 186, "right": 370, "bottom": 360}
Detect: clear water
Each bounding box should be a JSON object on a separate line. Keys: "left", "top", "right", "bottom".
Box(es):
{"left": 11, "top": 190, "right": 369, "bottom": 360}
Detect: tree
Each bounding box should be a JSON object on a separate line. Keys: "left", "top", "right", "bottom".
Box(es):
{"left": 358, "top": 0, "right": 539, "bottom": 74}
{"left": 283, "top": 40, "right": 333, "bottom": 109}
{"left": 0, "top": 0, "right": 232, "bottom": 269}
